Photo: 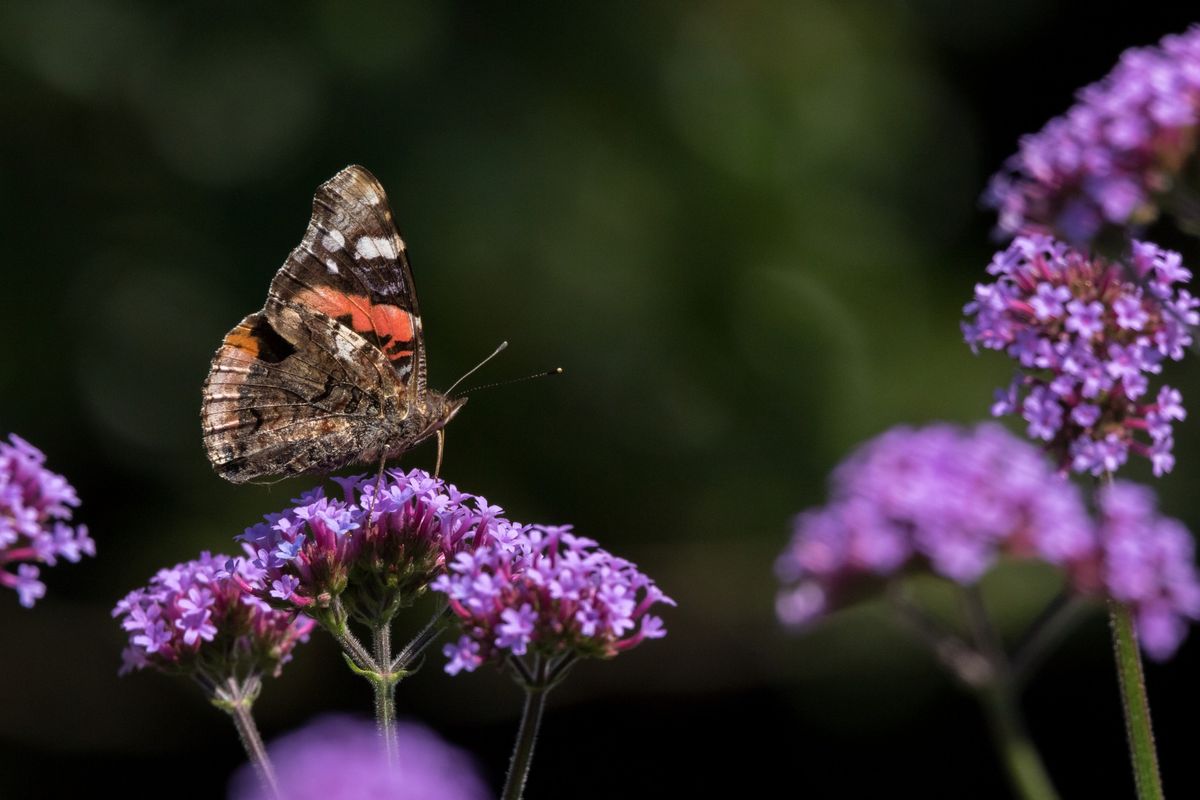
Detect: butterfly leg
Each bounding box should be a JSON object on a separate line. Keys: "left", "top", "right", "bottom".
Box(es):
{"left": 435, "top": 429, "right": 445, "bottom": 479}
{"left": 366, "top": 452, "right": 387, "bottom": 521}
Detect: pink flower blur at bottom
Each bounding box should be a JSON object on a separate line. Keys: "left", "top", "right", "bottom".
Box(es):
{"left": 228, "top": 715, "right": 490, "bottom": 800}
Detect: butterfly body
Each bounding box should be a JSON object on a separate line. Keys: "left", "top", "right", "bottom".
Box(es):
{"left": 202, "top": 166, "right": 465, "bottom": 484}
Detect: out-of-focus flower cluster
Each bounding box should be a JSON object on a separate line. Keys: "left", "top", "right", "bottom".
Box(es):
{"left": 0, "top": 434, "right": 93, "bottom": 607}
{"left": 1092, "top": 482, "right": 1200, "bottom": 660}
{"left": 774, "top": 423, "right": 1200, "bottom": 660}
{"left": 228, "top": 714, "right": 490, "bottom": 800}
{"left": 236, "top": 469, "right": 513, "bottom": 627}
{"left": 986, "top": 25, "right": 1200, "bottom": 243}
{"left": 963, "top": 235, "right": 1195, "bottom": 476}
{"left": 113, "top": 552, "right": 314, "bottom": 679}
{"left": 434, "top": 525, "right": 673, "bottom": 676}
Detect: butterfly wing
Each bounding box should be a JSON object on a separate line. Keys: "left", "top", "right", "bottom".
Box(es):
{"left": 267, "top": 164, "right": 427, "bottom": 401}
{"left": 201, "top": 305, "right": 400, "bottom": 483}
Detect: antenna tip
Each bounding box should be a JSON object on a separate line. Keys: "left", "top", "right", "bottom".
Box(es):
{"left": 552, "top": 367, "right": 564, "bottom": 375}
{"left": 499, "top": 341, "right": 509, "bottom": 350}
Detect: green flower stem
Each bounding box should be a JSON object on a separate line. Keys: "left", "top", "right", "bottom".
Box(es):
{"left": 501, "top": 656, "right": 550, "bottom": 800}
{"left": 1097, "top": 470, "right": 1165, "bottom": 800}
{"left": 372, "top": 622, "right": 398, "bottom": 765}
{"left": 1011, "top": 594, "right": 1093, "bottom": 688}
{"left": 212, "top": 676, "right": 279, "bottom": 800}
{"left": 977, "top": 680, "right": 1060, "bottom": 800}
{"left": 961, "top": 587, "right": 1060, "bottom": 800}
{"left": 1109, "top": 599, "right": 1165, "bottom": 799}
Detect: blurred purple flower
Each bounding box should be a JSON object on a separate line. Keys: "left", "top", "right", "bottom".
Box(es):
{"left": 962, "top": 236, "right": 1194, "bottom": 476}
{"left": 985, "top": 25, "right": 1200, "bottom": 242}
{"left": 432, "top": 525, "right": 673, "bottom": 675}
{"left": 775, "top": 423, "right": 1200, "bottom": 659}
{"left": 1093, "top": 482, "right": 1200, "bottom": 660}
{"left": 228, "top": 714, "right": 489, "bottom": 800}
{"left": 0, "top": 434, "right": 93, "bottom": 607}
{"left": 235, "top": 468, "right": 505, "bottom": 627}
{"left": 113, "top": 552, "right": 313, "bottom": 679}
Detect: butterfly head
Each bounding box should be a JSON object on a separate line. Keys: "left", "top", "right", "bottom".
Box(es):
{"left": 422, "top": 392, "right": 468, "bottom": 436}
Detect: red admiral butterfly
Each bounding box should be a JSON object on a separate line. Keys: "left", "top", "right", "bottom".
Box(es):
{"left": 201, "top": 165, "right": 465, "bottom": 483}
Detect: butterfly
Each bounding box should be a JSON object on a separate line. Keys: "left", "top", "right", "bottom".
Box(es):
{"left": 201, "top": 165, "right": 466, "bottom": 484}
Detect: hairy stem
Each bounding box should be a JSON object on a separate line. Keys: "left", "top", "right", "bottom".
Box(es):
{"left": 501, "top": 656, "right": 550, "bottom": 800}
{"left": 213, "top": 677, "right": 279, "bottom": 800}
{"left": 1109, "top": 599, "right": 1164, "bottom": 799}
{"left": 373, "top": 622, "right": 398, "bottom": 765}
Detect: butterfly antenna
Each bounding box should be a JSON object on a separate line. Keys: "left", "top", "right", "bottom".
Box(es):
{"left": 447, "top": 341, "right": 509, "bottom": 397}
{"left": 459, "top": 367, "right": 564, "bottom": 395}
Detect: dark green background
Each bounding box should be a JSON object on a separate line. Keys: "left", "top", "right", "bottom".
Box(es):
{"left": 2, "top": 2, "right": 1199, "bottom": 797}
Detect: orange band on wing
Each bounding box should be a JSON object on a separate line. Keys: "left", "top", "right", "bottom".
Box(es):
{"left": 294, "top": 286, "right": 415, "bottom": 360}
{"left": 224, "top": 327, "right": 262, "bottom": 357}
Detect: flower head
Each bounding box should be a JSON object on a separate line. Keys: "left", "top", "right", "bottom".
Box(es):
{"left": 986, "top": 25, "right": 1200, "bottom": 243}
{"left": 962, "top": 236, "right": 1194, "bottom": 476}
{"left": 0, "top": 434, "right": 93, "bottom": 607}
{"left": 228, "top": 714, "right": 489, "bottom": 800}
{"left": 236, "top": 469, "right": 505, "bottom": 628}
{"left": 433, "top": 525, "right": 673, "bottom": 676}
{"left": 1093, "top": 482, "right": 1200, "bottom": 660}
{"left": 775, "top": 422, "right": 1200, "bottom": 659}
{"left": 113, "top": 552, "right": 313, "bottom": 679}
{"left": 776, "top": 423, "right": 1093, "bottom": 628}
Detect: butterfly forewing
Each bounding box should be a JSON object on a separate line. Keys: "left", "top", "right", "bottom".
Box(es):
{"left": 269, "top": 166, "right": 426, "bottom": 398}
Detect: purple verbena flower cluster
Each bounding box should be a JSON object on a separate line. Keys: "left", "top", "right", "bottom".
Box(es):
{"left": 775, "top": 423, "right": 1200, "bottom": 659}
{"left": 113, "top": 552, "right": 314, "bottom": 679}
{"left": 1092, "top": 482, "right": 1200, "bottom": 660}
{"left": 433, "top": 525, "right": 673, "bottom": 675}
{"left": 0, "top": 434, "right": 93, "bottom": 607}
{"left": 776, "top": 424, "right": 1092, "bottom": 625}
{"left": 237, "top": 468, "right": 510, "bottom": 627}
{"left": 228, "top": 714, "right": 489, "bottom": 800}
{"left": 986, "top": 25, "right": 1200, "bottom": 243}
{"left": 963, "top": 235, "right": 1196, "bottom": 476}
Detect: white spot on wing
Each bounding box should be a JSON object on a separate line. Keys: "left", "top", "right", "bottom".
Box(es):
{"left": 355, "top": 236, "right": 398, "bottom": 260}
{"left": 325, "top": 259, "right": 339, "bottom": 274}
{"left": 335, "top": 333, "right": 357, "bottom": 361}
{"left": 322, "top": 230, "right": 345, "bottom": 252}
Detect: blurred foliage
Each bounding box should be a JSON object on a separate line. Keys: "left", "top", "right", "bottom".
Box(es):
{"left": 1, "top": 1, "right": 1199, "bottom": 797}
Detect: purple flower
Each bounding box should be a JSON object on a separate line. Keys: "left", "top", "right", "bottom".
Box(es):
{"left": 0, "top": 434, "right": 93, "bottom": 607}
{"left": 1093, "top": 482, "right": 1200, "bottom": 660}
{"left": 775, "top": 423, "right": 1200, "bottom": 660}
{"left": 776, "top": 423, "right": 1093, "bottom": 619}
{"left": 963, "top": 236, "right": 1192, "bottom": 475}
{"left": 985, "top": 25, "right": 1200, "bottom": 242}
{"left": 432, "top": 526, "right": 673, "bottom": 675}
{"left": 234, "top": 468, "right": 505, "bottom": 628}
{"left": 112, "top": 552, "right": 314, "bottom": 679}
{"left": 228, "top": 714, "right": 489, "bottom": 800}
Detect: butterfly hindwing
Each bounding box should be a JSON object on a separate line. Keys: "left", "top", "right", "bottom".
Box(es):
{"left": 201, "top": 308, "right": 400, "bottom": 483}
{"left": 268, "top": 165, "right": 427, "bottom": 397}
